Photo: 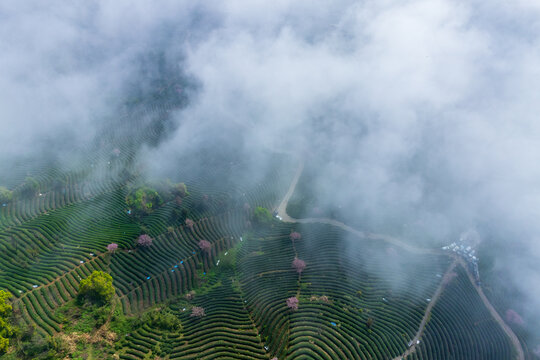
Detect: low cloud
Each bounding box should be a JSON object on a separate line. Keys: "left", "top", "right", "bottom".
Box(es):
{"left": 3, "top": 0, "right": 540, "bottom": 345}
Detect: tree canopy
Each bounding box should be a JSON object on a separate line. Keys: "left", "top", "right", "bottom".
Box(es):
{"left": 137, "top": 234, "right": 153, "bottom": 247}
{"left": 0, "top": 290, "right": 13, "bottom": 353}
{"left": 198, "top": 240, "right": 211, "bottom": 254}
{"left": 286, "top": 297, "right": 299, "bottom": 311}
{"left": 0, "top": 187, "right": 12, "bottom": 204}
{"left": 16, "top": 177, "right": 39, "bottom": 199}
{"left": 292, "top": 258, "right": 306, "bottom": 274}
{"left": 126, "top": 186, "right": 163, "bottom": 216}
{"left": 290, "top": 231, "right": 302, "bottom": 242}
{"left": 191, "top": 306, "right": 205, "bottom": 318}
{"left": 78, "top": 271, "right": 115, "bottom": 305}
{"left": 107, "top": 243, "right": 118, "bottom": 252}
{"left": 253, "top": 206, "right": 272, "bottom": 225}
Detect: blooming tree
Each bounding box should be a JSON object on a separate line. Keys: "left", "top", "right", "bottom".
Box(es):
{"left": 292, "top": 258, "right": 306, "bottom": 274}
{"left": 107, "top": 243, "right": 118, "bottom": 252}
{"left": 198, "top": 240, "right": 212, "bottom": 254}
{"left": 191, "top": 306, "right": 205, "bottom": 317}
{"left": 290, "top": 232, "right": 302, "bottom": 242}
{"left": 505, "top": 309, "right": 525, "bottom": 325}
{"left": 286, "top": 296, "right": 299, "bottom": 311}
{"left": 137, "top": 234, "right": 153, "bottom": 247}
{"left": 185, "top": 218, "right": 194, "bottom": 230}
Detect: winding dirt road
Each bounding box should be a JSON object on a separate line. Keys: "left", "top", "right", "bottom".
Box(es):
{"left": 457, "top": 257, "right": 525, "bottom": 360}
{"left": 276, "top": 160, "right": 525, "bottom": 360}
{"left": 390, "top": 260, "right": 457, "bottom": 360}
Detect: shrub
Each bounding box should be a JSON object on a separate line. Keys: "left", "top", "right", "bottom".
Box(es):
{"left": 142, "top": 310, "right": 181, "bottom": 331}
{"left": 253, "top": 207, "right": 272, "bottom": 225}
{"left": 171, "top": 182, "right": 189, "bottom": 198}
{"left": 152, "top": 180, "right": 190, "bottom": 204}
{"left": 0, "top": 290, "right": 11, "bottom": 318}
{"left": 16, "top": 332, "right": 49, "bottom": 357}
{"left": 185, "top": 291, "right": 196, "bottom": 301}
{"left": 0, "top": 187, "right": 12, "bottom": 204}
{"left": 77, "top": 271, "right": 115, "bottom": 305}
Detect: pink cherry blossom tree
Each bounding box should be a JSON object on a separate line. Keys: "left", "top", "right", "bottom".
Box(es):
{"left": 185, "top": 218, "right": 194, "bottom": 231}
{"left": 191, "top": 306, "right": 205, "bottom": 317}
{"left": 292, "top": 258, "right": 306, "bottom": 274}
{"left": 107, "top": 243, "right": 118, "bottom": 252}
{"left": 198, "top": 240, "right": 212, "bottom": 254}
{"left": 506, "top": 309, "right": 525, "bottom": 325}
{"left": 286, "top": 296, "right": 299, "bottom": 311}
{"left": 137, "top": 234, "right": 153, "bottom": 247}
{"left": 290, "top": 232, "right": 302, "bottom": 242}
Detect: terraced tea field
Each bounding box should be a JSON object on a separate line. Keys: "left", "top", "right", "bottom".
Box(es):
{"left": 0, "top": 136, "right": 530, "bottom": 359}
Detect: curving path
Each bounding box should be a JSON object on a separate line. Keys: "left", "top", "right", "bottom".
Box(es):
{"left": 390, "top": 259, "right": 457, "bottom": 360}
{"left": 276, "top": 160, "right": 525, "bottom": 360}
{"left": 276, "top": 161, "right": 438, "bottom": 256}
{"left": 457, "top": 257, "right": 525, "bottom": 360}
